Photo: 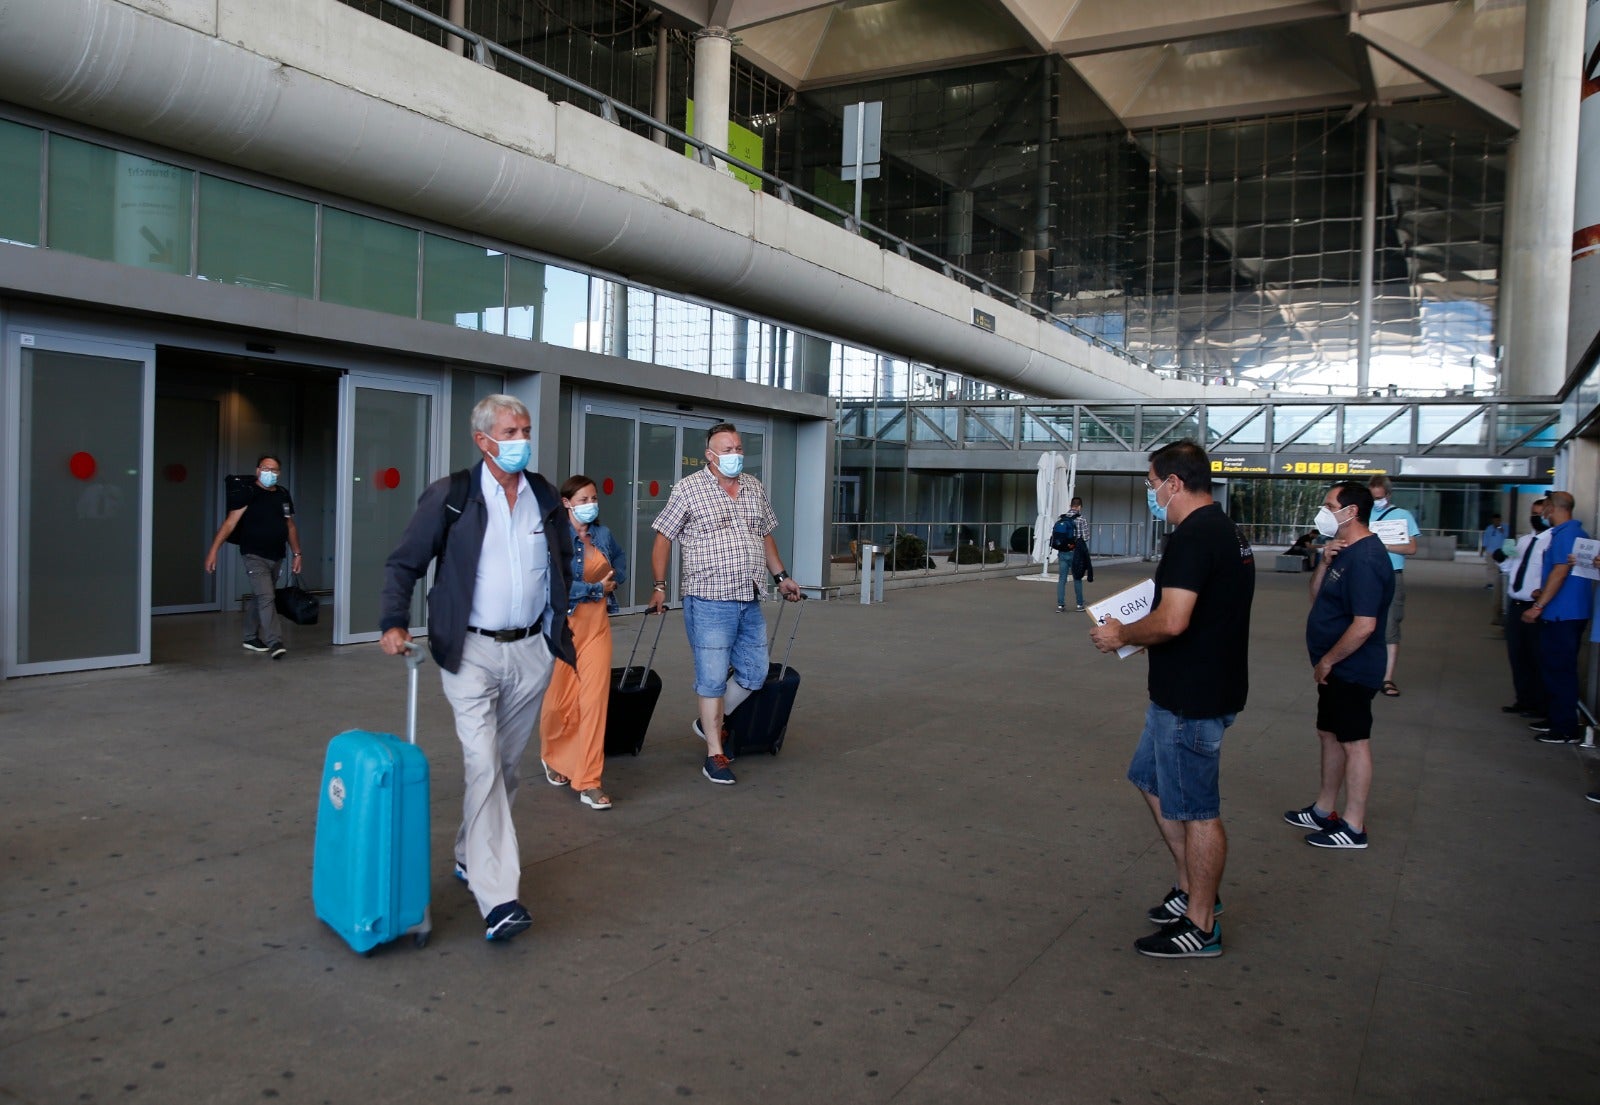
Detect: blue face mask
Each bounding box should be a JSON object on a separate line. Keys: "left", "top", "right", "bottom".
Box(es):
{"left": 490, "top": 438, "right": 531, "bottom": 474}
{"left": 713, "top": 452, "right": 744, "bottom": 478}
{"left": 1146, "top": 483, "right": 1168, "bottom": 522}
{"left": 258, "top": 470, "right": 278, "bottom": 488}
{"left": 572, "top": 502, "right": 600, "bottom": 524}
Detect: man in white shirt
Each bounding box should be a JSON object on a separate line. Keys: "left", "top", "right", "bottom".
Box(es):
{"left": 1500, "top": 499, "right": 1550, "bottom": 720}
{"left": 380, "top": 396, "right": 576, "bottom": 942}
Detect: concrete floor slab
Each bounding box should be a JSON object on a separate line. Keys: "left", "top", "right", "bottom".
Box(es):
{"left": 1, "top": 557, "right": 1596, "bottom": 1104}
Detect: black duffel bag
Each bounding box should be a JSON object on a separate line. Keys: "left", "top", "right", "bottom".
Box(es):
{"left": 275, "top": 572, "right": 320, "bottom": 626}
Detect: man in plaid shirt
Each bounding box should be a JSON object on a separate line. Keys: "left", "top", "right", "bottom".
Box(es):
{"left": 648, "top": 422, "right": 803, "bottom": 784}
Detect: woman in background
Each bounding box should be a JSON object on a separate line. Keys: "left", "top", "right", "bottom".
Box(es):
{"left": 539, "top": 475, "right": 626, "bottom": 810}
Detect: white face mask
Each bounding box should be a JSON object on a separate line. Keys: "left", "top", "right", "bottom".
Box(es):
{"left": 1314, "top": 504, "right": 1348, "bottom": 538}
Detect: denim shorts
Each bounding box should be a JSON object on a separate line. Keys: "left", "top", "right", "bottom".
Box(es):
{"left": 1126, "top": 703, "right": 1233, "bottom": 821}
{"left": 681, "top": 596, "right": 769, "bottom": 698}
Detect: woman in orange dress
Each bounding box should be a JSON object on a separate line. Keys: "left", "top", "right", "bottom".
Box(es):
{"left": 539, "top": 475, "right": 625, "bottom": 810}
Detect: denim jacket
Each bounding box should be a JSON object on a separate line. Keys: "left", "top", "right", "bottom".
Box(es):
{"left": 566, "top": 519, "right": 628, "bottom": 614}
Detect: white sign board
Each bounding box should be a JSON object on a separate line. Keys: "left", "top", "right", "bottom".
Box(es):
{"left": 1086, "top": 578, "right": 1156, "bottom": 660}
{"left": 1373, "top": 519, "right": 1411, "bottom": 546}
{"left": 1572, "top": 537, "right": 1600, "bottom": 581}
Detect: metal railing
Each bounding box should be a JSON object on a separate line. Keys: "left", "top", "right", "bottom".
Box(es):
{"left": 827, "top": 520, "right": 1154, "bottom": 583}
{"left": 838, "top": 396, "right": 1561, "bottom": 459}
{"left": 355, "top": 0, "right": 1165, "bottom": 376}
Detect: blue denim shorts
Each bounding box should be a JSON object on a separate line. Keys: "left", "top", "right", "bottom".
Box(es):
{"left": 1126, "top": 703, "right": 1233, "bottom": 821}
{"left": 681, "top": 596, "right": 769, "bottom": 698}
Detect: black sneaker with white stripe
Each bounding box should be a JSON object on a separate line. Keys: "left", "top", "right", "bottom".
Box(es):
{"left": 1283, "top": 804, "right": 1338, "bottom": 831}
{"left": 1134, "top": 917, "right": 1221, "bottom": 958}
{"left": 1305, "top": 818, "right": 1368, "bottom": 849}
{"left": 1146, "top": 886, "right": 1225, "bottom": 926}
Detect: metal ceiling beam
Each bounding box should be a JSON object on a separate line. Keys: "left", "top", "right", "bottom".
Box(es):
{"left": 1055, "top": 2, "right": 1342, "bottom": 58}
{"left": 1347, "top": 13, "right": 1521, "bottom": 132}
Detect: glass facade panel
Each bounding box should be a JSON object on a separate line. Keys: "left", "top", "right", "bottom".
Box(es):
{"left": 654, "top": 295, "right": 711, "bottom": 372}
{"left": 421, "top": 234, "right": 505, "bottom": 331}
{"left": 539, "top": 263, "right": 590, "bottom": 348}
{"left": 1023, "top": 407, "right": 1074, "bottom": 445}
{"left": 1496, "top": 404, "right": 1559, "bottom": 449}
{"left": 1274, "top": 406, "right": 1338, "bottom": 449}
{"left": 1204, "top": 406, "right": 1265, "bottom": 446}
{"left": 1080, "top": 406, "right": 1135, "bottom": 447}
{"left": 1344, "top": 404, "right": 1408, "bottom": 446}
{"left": 1141, "top": 406, "right": 1200, "bottom": 449}
{"left": 912, "top": 406, "right": 957, "bottom": 442}
{"left": 0, "top": 119, "right": 41, "bottom": 245}
{"left": 197, "top": 175, "right": 312, "bottom": 294}
{"left": 50, "top": 137, "right": 192, "bottom": 273}
{"left": 321, "top": 208, "right": 418, "bottom": 316}
{"left": 831, "top": 345, "right": 877, "bottom": 399}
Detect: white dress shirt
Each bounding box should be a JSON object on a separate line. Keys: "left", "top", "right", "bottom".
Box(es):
{"left": 467, "top": 463, "right": 549, "bottom": 631}
{"left": 1502, "top": 529, "right": 1551, "bottom": 602}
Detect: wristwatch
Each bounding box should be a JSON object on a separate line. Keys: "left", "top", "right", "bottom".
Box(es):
{"left": 772, "top": 570, "right": 790, "bottom": 585}
{"left": 653, "top": 580, "right": 667, "bottom": 592}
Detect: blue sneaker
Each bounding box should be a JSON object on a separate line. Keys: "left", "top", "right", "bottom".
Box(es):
{"left": 702, "top": 754, "right": 737, "bottom": 785}
{"left": 453, "top": 860, "right": 468, "bottom": 886}
{"left": 1305, "top": 818, "right": 1368, "bottom": 849}
{"left": 1283, "top": 804, "right": 1339, "bottom": 831}
{"left": 1134, "top": 917, "right": 1221, "bottom": 958}
{"left": 484, "top": 900, "right": 532, "bottom": 942}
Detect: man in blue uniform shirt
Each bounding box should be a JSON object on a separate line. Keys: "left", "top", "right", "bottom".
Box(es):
{"left": 1522, "top": 492, "right": 1592, "bottom": 745}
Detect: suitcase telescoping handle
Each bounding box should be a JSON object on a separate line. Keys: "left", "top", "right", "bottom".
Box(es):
{"left": 402, "top": 641, "right": 426, "bottom": 745}
{"left": 768, "top": 595, "right": 805, "bottom": 680}
{"left": 620, "top": 608, "right": 670, "bottom": 691}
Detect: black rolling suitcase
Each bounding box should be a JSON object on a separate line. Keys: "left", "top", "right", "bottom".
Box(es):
{"left": 604, "top": 610, "right": 668, "bottom": 756}
{"left": 725, "top": 598, "right": 804, "bottom": 758}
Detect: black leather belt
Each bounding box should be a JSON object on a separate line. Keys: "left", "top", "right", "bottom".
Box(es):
{"left": 467, "top": 625, "right": 540, "bottom": 642}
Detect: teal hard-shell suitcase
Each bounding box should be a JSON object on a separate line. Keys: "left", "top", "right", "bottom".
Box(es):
{"left": 312, "top": 646, "right": 431, "bottom": 954}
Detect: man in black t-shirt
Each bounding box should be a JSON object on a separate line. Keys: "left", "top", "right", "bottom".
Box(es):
{"left": 205, "top": 454, "right": 302, "bottom": 659}
{"left": 1090, "top": 441, "right": 1255, "bottom": 959}
{"left": 1282, "top": 481, "right": 1393, "bottom": 851}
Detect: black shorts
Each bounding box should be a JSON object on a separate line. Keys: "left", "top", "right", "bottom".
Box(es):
{"left": 1316, "top": 676, "right": 1377, "bottom": 743}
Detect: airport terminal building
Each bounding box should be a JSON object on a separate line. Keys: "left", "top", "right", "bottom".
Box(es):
{"left": 2, "top": 0, "right": 1597, "bottom": 678}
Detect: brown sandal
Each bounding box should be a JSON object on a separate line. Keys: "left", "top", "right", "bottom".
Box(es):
{"left": 1382, "top": 681, "right": 1401, "bottom": 697}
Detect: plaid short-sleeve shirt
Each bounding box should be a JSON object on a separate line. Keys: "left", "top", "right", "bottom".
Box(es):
{"left": 653, "top": 468, "right": 778, "bottom": 601}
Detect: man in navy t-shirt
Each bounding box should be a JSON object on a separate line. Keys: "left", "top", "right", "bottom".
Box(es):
{"left": 1284, "top": 481, "right": 1394, "bottom": 850}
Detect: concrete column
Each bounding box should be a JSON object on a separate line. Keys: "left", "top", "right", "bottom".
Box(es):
{"left": 1357, "top": 113, "right": 1377, "bottom": 395}
{"left": 1503, "top": 0, "right": 1584, "bottom": 397}
{"left": 447, "top": 0, "right": 466, "bottom": 58}
{"left": 652, "top": 25, "right": 670, "bottom": 147}
{"left": 692, "top": 27, "right": 733, "bottom": 160}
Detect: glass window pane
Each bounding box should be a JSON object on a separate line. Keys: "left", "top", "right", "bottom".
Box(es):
{"left": 50, "top": 136, "right": 192, "bottom": 273}
{"left": 655, "top": 295, "right": 711, "bottom": 372}
{"left": 320, "top": 208, "right": 417, "bottom": 316}
{"left": 507, "top": 255, "right": 544, "bottom": 340}
{"left": 1141, "top": 405, "right": 1200, "bottom": 449}
{"left": 1023, "top": 406, "right": 1074, "bottom": 445}
{"left": 1080, "top": 406, "right": 1135, "bottom": 446}
{"left": 1344, "top": 404, "right": 1408, "bottom": 446}
{"left": 538, "top": 264, "right": 589, "bottom": 347}
{"left": 831, "top": 345, "right": 876, "bottom": 399}
{"left": 19, "top": 348, "right": 145, "bottom": 664}
{"left": 0, "top": 119, "right": 41, "bottom": 246}
{"left": 1274, "top": 406, "right": 1338, "bottom": 449}
{"left": 197, "top": 175, "right": 312, "bottom": 295}
{"left": 421, "top": 234, "right": 505, "bottom": 331}
{"left": 1205, "top": 406, "right": 1266, "bottom": 446}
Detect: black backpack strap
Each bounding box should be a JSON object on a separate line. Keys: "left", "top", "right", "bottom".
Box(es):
{"left": 439, "top": 468, "right": 473, "bottom": 547}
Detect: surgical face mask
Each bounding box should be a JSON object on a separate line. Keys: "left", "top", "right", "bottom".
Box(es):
{"left": 1146, "top": 482, "right": 1169, "bottom": 522}
{"left": 572, "top": 502, "right": 600, "bottom": 524}
{"left": 1372, "top": 495, "right": 1388, "bottom": 510}
{"left": 1314, "top": 505, "right": 1347, "bottom": 539}
{"left": 489, "top": 437, "right": 531, "bottom": 474}
{"left": 1529, "top": 515, "right": 1546, "bottom": 531}
{"left": 258, "top": 469, "right": 278, "bottom": 488}
{"left": 712, "top": 452, "right": 744, "bottom": 479}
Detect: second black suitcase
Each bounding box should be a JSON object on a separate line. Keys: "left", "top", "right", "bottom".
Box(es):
{"left": 725, "top": 598, "right": 804, "bottom": 758}
{"left": 604, "top": 609, "right": 668, "bottom": 757}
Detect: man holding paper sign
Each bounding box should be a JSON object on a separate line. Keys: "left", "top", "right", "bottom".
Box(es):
{"left": 1523, "top": 492, "right": 1592, "bottom": 745}
{"left": 1090, "top": 441, "right": 1255, "bottom": 959}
